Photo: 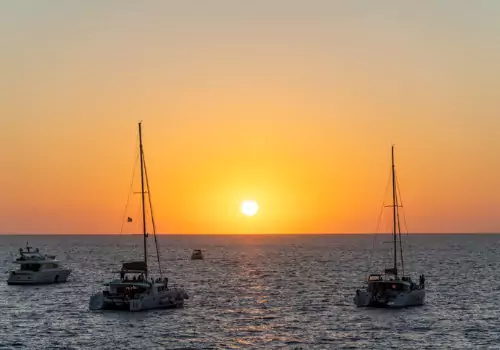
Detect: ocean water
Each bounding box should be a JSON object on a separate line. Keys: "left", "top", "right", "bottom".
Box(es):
{"left": 0, "top": 234, "right": 499, "bottom": 349}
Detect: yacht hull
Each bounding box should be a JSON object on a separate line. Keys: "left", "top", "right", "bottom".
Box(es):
{"left": 354, "top": 289, "right": 425, "bottom": 308}
{"left": 7, "top": 269, "right": 72, "bottom": 285}
{"left": 89, "top": 287, "right": 189, "bottom": 312}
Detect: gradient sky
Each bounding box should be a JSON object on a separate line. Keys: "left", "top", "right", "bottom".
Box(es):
{"left": 1, "top": 1, "right": 500, "bottom": 234}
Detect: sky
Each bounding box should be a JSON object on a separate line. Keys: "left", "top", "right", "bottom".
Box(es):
{"left": 1, "top": 1, "right": 500, "bottom": 234}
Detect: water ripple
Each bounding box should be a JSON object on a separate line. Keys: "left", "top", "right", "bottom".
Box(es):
{"left": 0, "top": 234, "right": 498, "bottom": 349}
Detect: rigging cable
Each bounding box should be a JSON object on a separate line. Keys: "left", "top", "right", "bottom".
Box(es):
{"left": 114, "top": 132, "right": 140, "bottom": 266}
{"left": 142, "top": 148, "right": 163, "bottom": 278}
{"left": 368, "top": 168, "right": 392, "bottom": 275}
{"left": 394, "top": 169, "right": 405, "bottom": 276}
{"left": 396, "top": 174, "right": 414, "bottom": 273}
{"left": 120, "top": 150, "right": 140, "bottom": 234}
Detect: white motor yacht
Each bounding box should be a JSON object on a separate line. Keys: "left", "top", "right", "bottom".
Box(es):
{"left": 7, "top": 244, "right": 72, "bottom": 285}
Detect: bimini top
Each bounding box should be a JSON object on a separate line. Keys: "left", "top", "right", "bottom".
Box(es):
{"left": 14, "top": 245, "right": 58, "bottom": 264}
{"left": 121, "top": 261, "right": 147, "bottom": 273}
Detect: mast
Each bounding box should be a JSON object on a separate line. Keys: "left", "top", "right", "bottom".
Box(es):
{"left": 391, "top": 145, "right": 397, "bottom": 277}
{"left": 138, "top": 121, "right": 148, "bottom": 278}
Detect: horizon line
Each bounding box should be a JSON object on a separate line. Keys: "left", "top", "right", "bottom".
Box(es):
{"left": 0, "top": 232, "right": 499, "bottom": 235}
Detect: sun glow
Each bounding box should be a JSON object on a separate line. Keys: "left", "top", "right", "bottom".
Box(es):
{"left": 241, "top": 200, "right": 259, "bottom": 217}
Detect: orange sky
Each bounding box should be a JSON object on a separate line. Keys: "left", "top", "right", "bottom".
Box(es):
{"left": 1, "top": 1, "right": 500, "bottom": 234}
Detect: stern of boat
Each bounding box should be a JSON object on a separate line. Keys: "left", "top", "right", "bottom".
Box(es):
{"left": 388, "top": 289, "right": 425, "bottom": 308}
{"left": 353, "top": 289, "right": 372, "bottom": 307}
{"left": 175, "top": 287, "right": 189, "bottom": 300}
{"left": 54, "top": 269, "right": 72, "bottom": 283}
{"left": 7, "top": 271, "right": 33, "bottom": 285}
{"left": 129, "top": 287, "right": 189, "bottom": 311}
{"left": 89, "top": 292, "right": 105, "bottom": 310}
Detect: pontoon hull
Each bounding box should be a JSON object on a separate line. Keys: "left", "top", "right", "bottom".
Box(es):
{"left": 7, "top": 269, "right": 72, "bottom": 285}
{"left": 89, "top": 288, "right": 189, "bottom": 312}
{"left": 354, "top": 289, "right": 425, "bottom": 308}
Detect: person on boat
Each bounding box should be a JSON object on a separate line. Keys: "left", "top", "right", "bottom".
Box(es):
{"left": 120, "top": 269, "right": 125, "bottom": 280}
{"left": 132, "top": 276, "right": 136, "bottom": 281}
{"left": 419, "top": 274, "right": 425, "bottom": 288}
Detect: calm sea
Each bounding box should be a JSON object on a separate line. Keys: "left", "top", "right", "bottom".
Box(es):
{"left": 0, "top": 234, "right": 498, "bottom": 349}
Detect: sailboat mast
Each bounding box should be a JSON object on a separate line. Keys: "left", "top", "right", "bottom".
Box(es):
{"left": 391, "top": 145, "right": 397, "bottom": 276}
{"left": 138, "top": 121, "right": 148, "bottom": 278}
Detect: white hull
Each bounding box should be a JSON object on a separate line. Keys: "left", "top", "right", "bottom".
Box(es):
{"left": 354, "top": 289, "right": 425, "bottom": 308}
{"left": 7, "top": 269, "right": 71, "bottom": 285}
{"left": 89, "top": 287, "right": 189, "bottom": 312}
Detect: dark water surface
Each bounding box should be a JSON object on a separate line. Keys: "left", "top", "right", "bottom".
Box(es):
{"left": 0, "top": 234, "right": 499, "bottom": 349}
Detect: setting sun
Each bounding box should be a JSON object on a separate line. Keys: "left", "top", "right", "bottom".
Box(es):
{"left": 241, "top": 200, "right": 259, "bottom": 217}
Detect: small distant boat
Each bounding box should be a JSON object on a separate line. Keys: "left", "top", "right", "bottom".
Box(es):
{"left": 354, "top": 146, "right": 426, "bottom": 308}
{"left": 89, "top": 122, "right": 189, "bottom": 312}
{"left": 191, "top": 249, "right": 203, "bottom": 260}
{"left": 7, "top": 243, "right": 72, "bottom": 285}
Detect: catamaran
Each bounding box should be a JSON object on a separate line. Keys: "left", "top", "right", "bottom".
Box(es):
{"left": 354, "top": 146, "right": 426, "bottom": 308}
{"left": 89, "top": 122, "right": 189, "bottom": 311}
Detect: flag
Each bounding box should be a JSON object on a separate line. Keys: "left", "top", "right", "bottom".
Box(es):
{"left": 127, "top": 217, "right": 133, "bottom": 222}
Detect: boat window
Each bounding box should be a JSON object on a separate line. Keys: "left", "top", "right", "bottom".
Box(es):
{"left": 43, "top": 263, "right": 57, "bottom": 269}
{"left": 20, "top": 264, "right": 41, "bottom": 272}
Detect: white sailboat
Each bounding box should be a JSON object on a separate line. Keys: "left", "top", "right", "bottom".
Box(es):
{"left": 89, "top": 122, "right": 189, "bottom": 311}
{"left": 354, "top": 146, "right": 426, "bottom": 308}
